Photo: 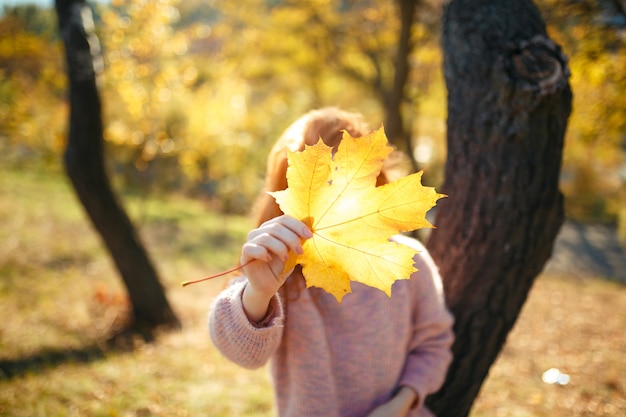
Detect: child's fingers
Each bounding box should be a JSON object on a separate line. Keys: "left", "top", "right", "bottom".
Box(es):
{"left": 275, "top": 215, "right": 313, "bottom": 239}
{"left": 241, "top": 242, "right": 273, "bottom": 263}
{"left": 249, "top": 233, "right": 292, "bottom": 262}
{"left": 251, "top": 215, "right": 312, "bottom": 240}
{"left": 248, "top": 216, "right": 310, "bottom": 257}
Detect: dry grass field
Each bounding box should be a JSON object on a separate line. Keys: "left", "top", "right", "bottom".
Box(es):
{"left": 1, "top": 165, "right": 624, "bottom": 416}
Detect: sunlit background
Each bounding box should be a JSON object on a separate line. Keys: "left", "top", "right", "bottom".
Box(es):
{"left": 1, "top": 0, "right": 623, "bottom": 225}
{"left": 1, "top": 1, "right": 624, "bottom": 416}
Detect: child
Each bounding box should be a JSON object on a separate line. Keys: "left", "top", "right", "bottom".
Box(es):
{"left": 209, "top": 108, "right": 454, "bottom": 417}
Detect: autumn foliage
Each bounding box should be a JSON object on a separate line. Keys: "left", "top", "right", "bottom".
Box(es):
{"left": 272, "top": 127, "right": 444, "bottom": 301}
{"left": 1, "top": 0, "right": 625, "bottom": 230}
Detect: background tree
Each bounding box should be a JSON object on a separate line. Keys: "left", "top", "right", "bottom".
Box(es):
{"left": 4, "top": 0, "right": 624, "bottom": 413}
{"left": 208, "top": 0, "right": 442, "bottom": 161}
{"left": 425, "top": 0, "right": 572, "bottom": 415}
{"left": 5, "top": 0, "right": 621, "bottom": 227}
{"left": 54, "top": 0, "right": 180, "bottom": 336}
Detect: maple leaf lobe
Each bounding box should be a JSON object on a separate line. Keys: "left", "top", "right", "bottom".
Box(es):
{"left": 272, "top": 126, "right": 444, "bottom": 302}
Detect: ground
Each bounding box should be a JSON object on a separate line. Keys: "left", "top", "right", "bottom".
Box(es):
{"left": 0, "top": 166, "right": 624, "bottom": 416}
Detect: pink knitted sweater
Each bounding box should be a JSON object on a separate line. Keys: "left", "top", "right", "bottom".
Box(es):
{"left": 209, "top": 235, "right": 454, "bottom": 417}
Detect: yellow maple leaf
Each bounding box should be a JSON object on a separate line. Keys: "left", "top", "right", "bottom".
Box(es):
{"left": 270, "top": 126, "right": 445, "bottom": 302}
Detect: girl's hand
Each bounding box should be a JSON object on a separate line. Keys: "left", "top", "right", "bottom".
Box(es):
{"left": 366, "top": 386, "right": 418, "bottom": 417}
{"left": 240, "top": 215, "right": 312, "bottom": 322}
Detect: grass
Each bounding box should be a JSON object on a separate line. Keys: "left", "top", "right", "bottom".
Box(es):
{"left": 471, "top": 274, "right": 625, "bottom": 417}
{"left": 1, "top": 163, "right": 625, "bottom": 416}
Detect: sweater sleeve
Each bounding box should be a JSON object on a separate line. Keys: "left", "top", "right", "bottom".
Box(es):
{"left": 395, "top": 237, "right": 455, "bottom": 410}
{"left": 208, "top": 277, "right": 285, "bottom": 369}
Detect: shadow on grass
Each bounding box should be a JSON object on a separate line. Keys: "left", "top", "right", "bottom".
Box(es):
{"left": 0, "top": 330, "right": 153, "bottom": 380}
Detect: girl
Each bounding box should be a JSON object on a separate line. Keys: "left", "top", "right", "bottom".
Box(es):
{"left": 209, "top": 108, "right": 454, "bottom": 417}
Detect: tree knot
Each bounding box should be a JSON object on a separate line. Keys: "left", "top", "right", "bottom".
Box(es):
{"left": 506, "top": 35, "right": 570, "bottom": 95}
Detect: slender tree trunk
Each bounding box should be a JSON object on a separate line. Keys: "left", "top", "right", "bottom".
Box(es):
{"left": 425, "top": 1, "right": 571, "bottom": 415}
{"left": 55, "top": 0, "right": 180, "bottom": 335}
{"left": 384, "top": 0, "right": 417, "bottom": 162}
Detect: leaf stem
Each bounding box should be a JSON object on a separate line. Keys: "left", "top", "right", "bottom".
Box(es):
{"left": 181, "top": 260, "right": 253, "bottom": 287}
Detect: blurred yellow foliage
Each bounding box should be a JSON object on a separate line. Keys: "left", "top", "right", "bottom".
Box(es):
{"left": 540, "top": 0, "right": 626, "bottom": 228}
{"left": 1, "top": 0, "right": 623, "bottom": 225}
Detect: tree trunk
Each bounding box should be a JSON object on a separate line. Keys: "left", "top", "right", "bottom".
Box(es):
{"left": 384, "top": 0, "right": 417, "bottom": 161}
{"left": 55, "top": 0, "right": 180, "bottom": 335}
{"left": 425, "top": 1, "right": 572, "bottom": 415}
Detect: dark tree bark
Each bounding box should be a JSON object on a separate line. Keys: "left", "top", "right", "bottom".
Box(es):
{"left": 425, "top": 1, "right": 572, "bottom": 415}
{"left": 55, "top": 0, "right": 180, "bottom": 335}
